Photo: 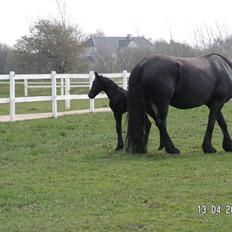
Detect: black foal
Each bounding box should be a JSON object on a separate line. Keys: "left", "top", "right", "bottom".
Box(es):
{"left": 88, "top": 72, "right": 128, "bottom": 150}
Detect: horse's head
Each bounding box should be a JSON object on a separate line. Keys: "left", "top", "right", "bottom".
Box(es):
{"left": 88, "top": 72, "right": 104, "bottom": 99}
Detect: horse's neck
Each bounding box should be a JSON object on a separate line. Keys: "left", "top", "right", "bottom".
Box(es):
{"left": 103, "top": 80, "right": 118, "bottom": 100}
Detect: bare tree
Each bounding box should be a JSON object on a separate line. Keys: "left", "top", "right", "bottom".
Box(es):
{"left": 152, "top": 39, "right": 198, "bottom": 57}
{"left": 0, "top": 43, "right": 15, "bottom": 74}
{"left": 91, "top": 29, "right": 105, "bottom": 37}
{"left": 117, "top": 47, "right": 154, "bottom": 71}
{"left": 13, "top": 0, "right": 87, "bottom": 74}
{"left": 54, "top": 0, "right": 67, "bottom": 27}
{"left": 91, "top": 46, "right": 119, "bottom": 72}
{"left": 14, "top": 19, "right": 86, "bottom": 73}
{"left": 193, "top": 22, "right": 229, "bottom": 55}
{"left": 0, "top": 43, "right": 9, "bottom": 73}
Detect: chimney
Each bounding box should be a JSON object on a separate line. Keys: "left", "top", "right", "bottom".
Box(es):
{"left": 127, "top": 34, "right": 132, "bottom": 39}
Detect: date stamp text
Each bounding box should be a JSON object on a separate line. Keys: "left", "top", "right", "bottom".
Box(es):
{"left": 198, "top": 205, "right": 232, "bottom": 214}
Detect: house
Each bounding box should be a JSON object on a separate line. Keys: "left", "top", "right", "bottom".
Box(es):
{"left": 83, "top": 34, "right": 154, "bottom": 63}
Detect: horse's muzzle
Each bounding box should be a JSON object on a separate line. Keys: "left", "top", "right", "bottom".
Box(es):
{"left": 88, "top": 93, "right": 94, "bottom": 99}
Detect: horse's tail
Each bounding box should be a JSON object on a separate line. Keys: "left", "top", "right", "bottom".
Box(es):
{"left": 125, "top": 61, "right": 150, "bottom": 154}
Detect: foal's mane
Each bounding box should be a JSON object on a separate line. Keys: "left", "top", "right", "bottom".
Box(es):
{"left": 99, "top": 74, "right": 122, "bottom": 90}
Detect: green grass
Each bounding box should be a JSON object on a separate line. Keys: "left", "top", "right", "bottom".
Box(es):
{"left": 1, "top": 102, "right": 232, "bottom": 231}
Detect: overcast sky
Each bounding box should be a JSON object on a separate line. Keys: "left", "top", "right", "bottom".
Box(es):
{"left": 1, "top": 0, "right": 232, "bottom": 46}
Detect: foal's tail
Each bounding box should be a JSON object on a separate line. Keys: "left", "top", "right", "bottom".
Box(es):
{"left": 125, "top": 62, "right": 150, "bottom": 154}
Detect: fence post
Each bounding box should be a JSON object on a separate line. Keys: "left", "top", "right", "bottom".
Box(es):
{"left": 24, "top": 79, "right": 28, "bottom": 96}
{"left": 122, "top": 70, "right": 128, "bottom": 90}
{"left": 60, "top": 78, "right": 64, "bottom": 95}
{"left": 10, "top": 71, "right": 16, "bottom": 122}
{"left": 65, "top": 76, "right": 70, "bottom": 109}
{"left": 51, "top": 71, "right": 58, "bottom": 118}
{"left": 89, "top": 71, "right": 95, "bottom": 112}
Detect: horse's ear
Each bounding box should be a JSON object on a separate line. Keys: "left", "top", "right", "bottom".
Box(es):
{"left": 94, "top": 72, "right": 99, "bottom": 78}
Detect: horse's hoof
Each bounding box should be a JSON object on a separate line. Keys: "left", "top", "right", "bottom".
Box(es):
{"left": 165, "top": 147, "right": 180, "bottom": 155}
{"left": 202, "top": 145, "right": 217, "bottom": 153}
{"left": 158, "top": 144, "right": 164, "bottom": 150}
{"left": 223, "top": 140, "right": 232, "bottom": 152}
{"left": 115, "top": 146, "right": 124, "bottom": 151}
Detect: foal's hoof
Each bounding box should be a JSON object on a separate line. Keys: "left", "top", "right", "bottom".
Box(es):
{"left": 223, "top": 140, "right": 232, "bottom": 152}
{"left": 165, "top": 147, "right": 180, "bottom": 155}
{"left": 202, "top": 145, "right": 217, "bottom": 153}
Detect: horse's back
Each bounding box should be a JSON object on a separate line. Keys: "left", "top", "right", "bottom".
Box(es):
{"left": 140, "top": 54, "right": 232, "bottom": 108}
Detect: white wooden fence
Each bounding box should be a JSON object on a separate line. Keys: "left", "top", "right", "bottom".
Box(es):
{"left": 0, "top": 71, "right": 129, "bottom": 122}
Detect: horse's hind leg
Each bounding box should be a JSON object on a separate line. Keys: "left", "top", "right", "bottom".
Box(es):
{"left": 202, "top": 109, "right": 217, "bottom": 153}
{"left": 202, "top": 101, "right": 224, "bottom": 153}
{"left": 146, "top": 102, "right": 164, "bottom": 150}
{"left": 114, "top": 112, "right": 124, "bottom": 151}
{"left": 157, "top": 118, "right": 166, "bottom": 150}
{"left": 156, "top": 103, "right": 180, "bottom": 154}
{"left": 217, "top": 111, "right": 232, "bottom": 152}
{"left": 144, "top": 114, "right": 152, "bottom": 147}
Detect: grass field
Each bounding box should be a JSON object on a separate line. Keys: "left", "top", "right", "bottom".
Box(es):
{"left": 1, "top": 102, "right": 232, "bottom": 231}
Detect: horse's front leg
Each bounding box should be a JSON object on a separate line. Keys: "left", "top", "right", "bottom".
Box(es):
{"left": 113, "top": 112, "right": 124, "bottom": 151}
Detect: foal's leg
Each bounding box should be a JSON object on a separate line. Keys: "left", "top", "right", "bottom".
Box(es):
{"left": 146, "top": 102, "right": 164, "bottom": 150}
{"left": 156, "top": 103, "right": 180, "bottom": 154}
{"left": 113, "top": 112, "right": 124, "bottom": 151}
{"left": 217, "top": 111, "right": 232, "bottom": 152}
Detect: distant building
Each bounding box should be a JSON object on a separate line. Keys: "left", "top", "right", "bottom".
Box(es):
{"left": 83, "top": 34, "right": 153, "bottom": 63}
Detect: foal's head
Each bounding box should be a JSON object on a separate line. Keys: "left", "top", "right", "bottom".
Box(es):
{"left": 88, "top": 72, "right": 105, "bottom": 99}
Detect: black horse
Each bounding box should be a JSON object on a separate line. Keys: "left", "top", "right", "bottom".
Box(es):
{"left": 88, "top": 72, "right": 128, "bottom": 150}
{"left": 126, "top": 53, "right": 232, "bottom": 154}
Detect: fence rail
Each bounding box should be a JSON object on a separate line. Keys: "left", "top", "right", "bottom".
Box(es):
{"left": 0, "top": 71, "right": 129, "bottom": 122}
